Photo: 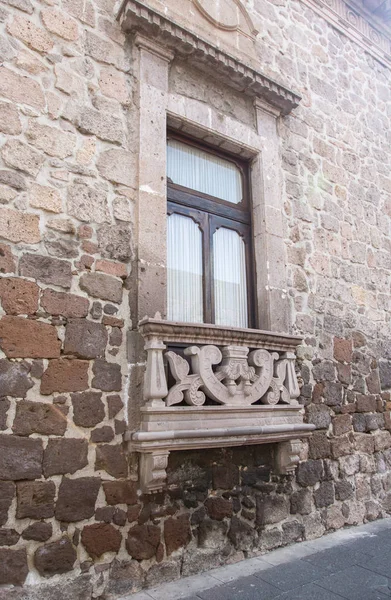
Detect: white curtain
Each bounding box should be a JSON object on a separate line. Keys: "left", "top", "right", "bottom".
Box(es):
{"left": 167, "top": 213, "right": 203, "bottom": 323}
{"left": 167, "top": 139, "right": 242, "bottom": 205}
{"left": 213, "top": 227, "right": 248, "bottom": 328}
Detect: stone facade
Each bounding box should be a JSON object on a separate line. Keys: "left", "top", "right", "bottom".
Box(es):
{"left": 0, "top": 0, "right": 391, "bottom": 598}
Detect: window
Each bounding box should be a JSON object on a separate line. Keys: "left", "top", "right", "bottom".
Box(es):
{"left": 166, "top": 135, "right": 255, "bottom": 328}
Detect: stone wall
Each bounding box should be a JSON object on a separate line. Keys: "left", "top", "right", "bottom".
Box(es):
{"left": 0, "top": 0, "right": 391, "bottom": 598}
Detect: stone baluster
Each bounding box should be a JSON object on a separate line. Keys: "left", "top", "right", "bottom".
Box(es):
{"left": 144, "top": 337, "right": 168, "bottom": 407}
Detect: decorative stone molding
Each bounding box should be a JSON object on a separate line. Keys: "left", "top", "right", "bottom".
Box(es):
{"left": 127, "top": 319, "right": 315, "bottom": 492}
{"left": 193, "top": 0, "right": 258, "bottom": 37}
{"left": 117, "top": 0, "right": 301, "bottom": 115}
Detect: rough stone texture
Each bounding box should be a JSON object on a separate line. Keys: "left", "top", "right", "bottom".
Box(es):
{"left": 0, "top": 207, "right": 40, "bottom": 243}
{"left": 0, "top": 435, "right": 43, "bottom": 480}
{"left": 97, "top": 223, "right": 132, "bottom": 262}
{"left": 256, "top": 495, "right": 290, "bottom": 525}
{"left": 126, "top": 524, "right": 160, "bottom": 560}
{"left": 43, "top": 438, "right": 88, "bottom": 476}
{"left": 103, "top": 480, "right": 138, "bottom": 506}
{"left": 0, "top": 528, "right": 19, "bottom": 546}
{"left": 13, "top": 400, "right": 67, "bottom": 436}
{"left": 0, "top": 548, "right": 28, "bottom": 585}
{"left": 95, "top": 444, "right": 128, "bottom": 478}
{"left": 22, "top": 522, "right": 52, "bottom": 542}
{"left": 64, "top": 319, "right": 108, "bottom": 359}
{"left": 67, "top": 183, "right": 109, "bottom": 224}
{"left": 0, "top": 316, "right": 61, "bottom": 358}
{"left": 92, "top": 359, "right": 122, "bottom": 391}
{"left": 41, "top": 359, "right": 89, "bottom": 394}
{"left": 0, "top": 244, "right": 16, "bottom": 274}
{"left": 0, "top": 277, "right": 39, "bottom": 315}
{"left": 34, "top": 537, "right": 76, "bottom": 577}
{"left": 41, "top": 289, "right": 89, "bottom": 318}
{"left": 30, "top": 183, "right": 62, "bottom": 213}
{"left": 0, "top": 359, "right": 33, "bottom": 397}
{"left": 80, "top": 273, "right": 123, "bottom": 303}
{"left": 2, "top": 139, "right": 44, "bottom": 177}
{"left": 55, "top": 478, "right": 100, "bottom": 522}
{"left": 205, "top": 496, "right": 233, "bottom": 521}
{"left": 19, "top": 254, "right": 72, "bottom": 288}
{"left": 0, "top": 481, "right": 15, "bottom": 526}
{"left": 16, "top": 481, "right": 55, "bottom": 519}
{"left": 71, "top": 391, "right": 104, "bottom": 427}
{"left": 81, "top": 523, "right": 121, "bottom": 558}
{"left": 0, "top": 100, "right": 22, "bottom": 135}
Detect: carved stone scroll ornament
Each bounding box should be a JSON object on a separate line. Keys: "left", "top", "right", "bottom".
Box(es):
{"left": 165, "top": 345, "right": 300, "bottom": 407}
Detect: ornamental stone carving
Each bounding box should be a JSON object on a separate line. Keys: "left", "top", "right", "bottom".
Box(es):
{"left": 193, "top": 0, "right": 258, "bottom": 36}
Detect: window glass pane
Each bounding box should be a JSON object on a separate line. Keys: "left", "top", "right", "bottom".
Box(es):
{"left": 213, "top": 227, "right": 248, "bottom": 328}
{"left": 167, "top": 139, "right": 242, "bottom": 204}
{"left": 167, "top": 213, "right": 203, "bottom": 323}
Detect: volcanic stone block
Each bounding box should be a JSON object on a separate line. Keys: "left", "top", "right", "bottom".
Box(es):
{"left": 0, "top": 481, "right": 14, "bottom": 526}
{"left": 290, "top": 488, "right": 312, "bottom": 515}
{"left": 0, "top": 528, "right": 19, "bottom": 546}
{"left": 164, "top": 515, "right": 191, "bottom": 555}
{"left": 43, "top": 438, "right": 88, "bottom": 476}
{"left": 379, "top": 361, "right": 391, "bottom": 390}
{"left": 34, "top": 537, "right": 76, "bottom": 577}
{"left": 55, "top": 477, "right": 100, "bottom": 522}
{"left": 64, "top": 319, "right": 108, "bottom": 359}
{"left": 0, "top": 398, "right": 9, "bottom": 430}
{"left": 0, "top": 359, "right": 33, "bottom": 397}
{"left": 71, "top": 391, "right": 104, "bottom": 427}
{"left": 0, "top": 316, "right": 61, "bottom": 358}
{"left": 126, "top": 524, "right": 160, "bottom": 560}
{"left": 92, "top": 359, "right": 121, "bottom": 392}
{"left": 19, "top": 253, "right": 72, "bottom": 288}
{"left": 13, "top": 400, "right": 68, "bottom": 436}
{"left": 22, "top": 522, "right": 52, "bottom": 542}
{"left": 306, "top": 404, "right": 332, "bottom": 429}
{"left": 103, "top": 480, "right": 138, "bottom": 505}
{"left": 228, "top": 516, "right": 255, "bottom": 551}
{"left": 81, "top": 523, "right": 121, "bottom": 558}
{"left": 256, "top": 495, "right": 290, "bottom": 525}
{"left": 204, "top": 497, "right": 233, "bottom": 521}
{"left": 91, "top": 426, "right": 114, "bottom": 443}
{"left": 80, "top": 272, "right": 123, "bottom": 303}
{"left": 95, "top": 444, "right": 128, "bottom": 478}
{"left": 41, "top": 359, "right": 89, "bottom": 394}
{"left": 296, "top": 459, "right": 323, "bottom": 487}
{"left": 0, "top": 277, "right": 39, "bottom": 315}
{"left": 16, "top": 481, "right": 55, "bottom": 519}
{"left": 107, "top": 394, "right": 123, "bottom": 419}
{"left": 0, "top": 548, "right": 28, "bottom": 585}
{"left": 314, "top": 481, "right": 335, "bottom": 508}
{"left": 41, "top": 289, "right": 89, "bottom": 318}
{"left": 0, "top": 435, "right": 43, "bottom": 480}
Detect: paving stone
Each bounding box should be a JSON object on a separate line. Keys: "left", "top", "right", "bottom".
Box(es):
{"left": 198, "top": 575, "right": 280, "bottom": 600}
{"left": 315, "top": 564, "right": 390, "bottom": 600}
{"left": 304, "top": 545, "right": 369, "bottom": 574}
{"left": 255, "top": 560, "right": 329, "bottom": 592}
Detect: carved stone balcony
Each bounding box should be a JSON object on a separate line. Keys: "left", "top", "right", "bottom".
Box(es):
{"left": 127, "top": 319, "right": 315, "bottom": 493}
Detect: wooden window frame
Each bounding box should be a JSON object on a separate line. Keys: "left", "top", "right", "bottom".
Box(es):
{"left": 167, "top": 132, "right": 257, "bottom": 328}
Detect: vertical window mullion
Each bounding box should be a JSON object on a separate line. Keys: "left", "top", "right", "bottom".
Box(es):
{"left": 203, "top": 212, "right": 213, "bottom": 324}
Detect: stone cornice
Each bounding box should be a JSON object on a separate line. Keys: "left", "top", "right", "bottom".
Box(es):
{"left": 301, "top": 0, "right": 391, "bottom": 68}
{"left": 117, "top": 0, "right": 301, "bottom": 115}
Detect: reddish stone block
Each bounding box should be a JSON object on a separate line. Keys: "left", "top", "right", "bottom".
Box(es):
{"left": 81, "top": 523, "right": 121, "bottom": 558}
{"left": 0, "top": 277, "right": 39, "bottom": 315}
{"left": 333, "top": 337, "right": 353, "bottom": 363}
{"left": 0, "top": 244, "right": 16, "bottom": 274}
{"left": 34, "top": 537, "right": 76, "bottom": 576}
{"left": 78, "top": 225, "right": 93, "bottom": 239}
{"left": 13, "top": 401, "right": 68, "bottom": 436}
{"left": 96, "top": 259, "right": 127, "bottom": 278}
{"left": 71, "top": 391, "right": 104, "bottom": 427}
{"left": 43, "top": 438, "right": 88, "bottom": 476}
{"left": 0, "top": 435, "right": 43, "bottom": 480}
{"left": 102, "top": 315, "right": 124, "bottom": 328}
{"left": 95, "top": 444, "right": 128, "bottom": 478}
{"left": 55, "top": 477, "right": 100, "bottom": 522}
{"left": 103, "top": 480, "right": 138, "bottom": 505}
{"left": 0, "top": 548, "right": 28, "bottom": 585}
{"left": 41, "top": 359, "right": 89, "bottom": 394}
{"left": 164, "top": 515, "right": 191, "bottom": 556}
{"left": 16, "top": 481, "right": 55, "bottom": 519}
{"left": 64, "top": 318, "right": 108, "bottom": 359}
{"left": 356, "top": 394, "right": 377, "bottom": 413}
{"left": 332, "top": 414, "right": 353, "bottom": 436}
{"left": 205, "top": 497, "right": 233, "bottom": 521}
{"left": 126, "top": 524, "right": 160, "bottom": 560}
{"left": 0, "top": 316, "right": 61, "bottom": 358}
{"left": 41, "top": 289, "right": 89, "bottom": 318}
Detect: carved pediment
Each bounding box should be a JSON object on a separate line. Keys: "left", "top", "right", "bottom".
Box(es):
{"left": 193, "top": 0, "right": 258, "bottom": 37}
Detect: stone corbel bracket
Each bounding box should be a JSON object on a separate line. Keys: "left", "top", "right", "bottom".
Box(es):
{"left": 117, "top": 0, "right": 301, "bottom": 115}
{"left": 127, "top": 320, "right": 315, "bottom": 493}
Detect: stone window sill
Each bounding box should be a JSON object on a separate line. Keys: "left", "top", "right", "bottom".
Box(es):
{"left": 127, "top": 319, "right": 314, "bottom": 492}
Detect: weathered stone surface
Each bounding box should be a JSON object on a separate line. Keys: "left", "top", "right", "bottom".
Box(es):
{"left": 41, "top": 289, "right": 89, "bottom": 318}
{"left": 103, "top": 480, "right": 138, "bottom": 505}
{"left": 126, "top": 524, "right": 160, "bottom": 560}
{"left": 77, "top": 107, "right": 123, "bottom": 143}
{"left": 333, "top": 414, "right": 352, "bottom": 436}
{"left": 13, "top": 401, "right": 67, "bottom": 436}
{"left": 97, "top": 223, "right": 132, "bottom": 262}
{"left": 96, "top": 259, "right": 127, "bottom": 279}
{"left": 97, "top": 149, "right": 135, "bottom": 187}
{"left": 106, "top": 560, "right": 144, "bottom": 598}
{"left": 0, "top": 435, "right": 42, "bottom": 480}
{"left": 314, "top": 481, "right": 335, "bottom": 508}
{"left": 22, "top": 522, "right": 52, "bottom": 542}
{"left": 331, "top": 435, "right": 353, "bottom": 459}
{"left": 64, "top": 319, "right": 108, "bottom": 359}
{"left": 92, "top": 359, "right": 122, "bottom": 391}
{"left": 0, "top": 359, "right": 33, "bottom": 398}
{"left": 309, "top": 431, "right": 331, "bottom": 459}
{"left": 34, "top": 537, "right": 76, "bottom": 577}
{"left": 99, "top": 67, "right": 129, "bottom": 104}
{"left": 0, "top": 528, "right": 19, "bottom": 546}
{"left": 95, "top": 444, "right": 128, "bottom": 478}
{"left": 0, "top": 278, "right": 39, "bottom": 315}
{"left": 164, "top": 515, "right": 191, "bottom": 555}
{"left": 379, "top": 362, "right": 391, "bottom": 390}
{"left": 297, "top": 459, "right": 323, "bottom": 487}
{"left": 0, "top": 101, "right": 21, "bottom": 135}
{"left": 41, "top": 7, "right": 79, "bottom": 40}
{"left": 7, "top": 14, "right": 53, "bottom": 52}
{"left": 373, "top": 430, "right": 391, "bottom": 452}
{"left": 356, "top": 394, "right": 377, "bottom": 412}
{"left": 0, "top": 481, "right": 14, "bottom": 526}
{"left": 334, "top": 337, "right": 353, "bottom": 363}
{"left": 30, "top": 183, "right": 62, "bottom": 213}
{"left": 227, "top": 516, "right": 255, "bottom": 551}
{"left": 91, "top": 425, "right": 114, "bottom": 443}
{"left": 2, "top": 140, "right": 44, "bottom": 177}
{"left": 0, "top": 316, "right": 61, "bottom": 358}
{"left": 290, "top": 488, "right": 312, "bottom": 515}
{"left": 306, "top": 404, "right": 331, "bottom": 429}
{"left": 0, "top": 398, "right": 9, "bottom": 431}
{"left": 67, "top": 183, "right": 109, "bottom": 224}
{"left": 335, "top": 480, "right": 355, "bottom": 501}
{"left": 0, "top": 208, "right": 40, "bottom": 244}
{"left": 45, "top": 235, "right": 79, "bottom": 259}
{"left": 71, "top": 391, "right": 104, "bottom": 427}
{"left": 19, "top": 254, "right": 72, "bottom": 288}
{"left": 205, "top": 496, "right": 233, "bottom": 521}
{"left": 282, "top": 520, "right": 304, "bottom": 544}
{"left": 81, "top": 523, "right": 121, "bottom": 557}
{"left": 80, "top": 273, "right": 123, "bottom": 303}
{"left": 107, "top": 395, "right": 124, "bottom": 419}
{"left": 16, "top": 481, "right": 55, "bottom": 519}
{"left": 0, "top": 66, "right": 45, "bottom": 110}
{"left": 43, "top": 438, "right": 88, "bottom": 476}
{"left": 0, "top": 244, "right": 16, "bottom": 274}
{"left": 55, "top": 477, "right": 100, "bottom": 522}
{"left": 354, "top": 433, "right": 375, "bottom": 454}
{"left": 256, "top": 495, "right": 289, "bottom": 525}
{"left": 41, "top": 359, "right": 89, "bottom": 394}
{"left": 0, "top": 548, "right": 28, "bottom": 585}
{"left": 26, "top": 121, "right": 75, "bottom": 159}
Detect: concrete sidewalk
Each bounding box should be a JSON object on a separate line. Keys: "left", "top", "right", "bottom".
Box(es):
{"left": 125, "top": 518, "right": 391, "bottom": 600}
